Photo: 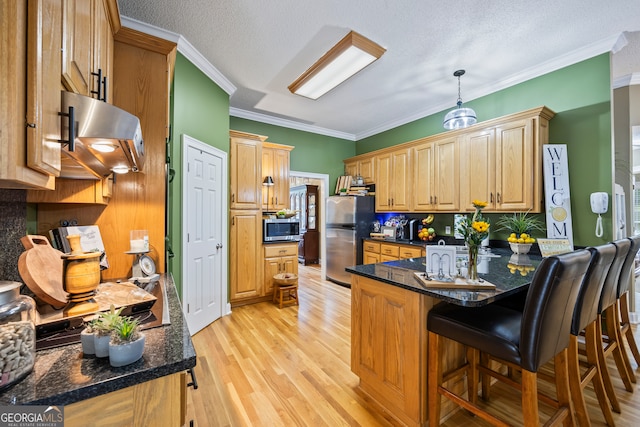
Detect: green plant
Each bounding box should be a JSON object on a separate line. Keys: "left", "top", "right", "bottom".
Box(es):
{"left": 93, "top": 304, "right": 124, "bottom": 336}
{"left": 110, "top": 316, "right": 141, "bottom": 345}
{"left": 496, "top": 211, "right": 545, "bottom": 235}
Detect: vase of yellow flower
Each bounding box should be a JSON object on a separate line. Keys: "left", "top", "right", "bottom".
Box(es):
{"left": 457, "top": 200, "right": 490, "bottom": 282}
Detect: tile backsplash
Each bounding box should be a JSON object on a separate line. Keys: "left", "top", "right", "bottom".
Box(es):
{"left": 0, "top": 189, "right": 26, "bottom": 282}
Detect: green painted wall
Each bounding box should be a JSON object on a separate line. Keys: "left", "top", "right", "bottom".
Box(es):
{"left": 356, "top": 55, "right": 613, "bottom": 247}
{"left": 169, "top": 53, "right": 230, "bottom": 294}
{"left": 229, "top": 117, "right": 354, "bottom": 191}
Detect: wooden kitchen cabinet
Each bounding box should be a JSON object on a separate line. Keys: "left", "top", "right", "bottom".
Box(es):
{"left": 344, "top": 156, "right": 375, "bottom": 184}
{"left": 375, "top": 148, "right": 411, "bottom": 212}
{"left": 0, "top": 0, "right": 55, "bottom": 189}
{"left": 363, "top": 241, "right": 381, "bottom": 264}
{"left": 412, "top": 136, "right": 459, "bottom": 212}
{"left": 65, "top": 371, "right": 187, "bottom": 427}
{"left": 230, "top": 131, "right": 265, "bottom": 210}
{"left": 62, "top": 0, "right": 117, "bottom": 100}
{"left": 263, "top": 243, "right": 298, "bottom": 297}
{"left": 262, "top": 142, "right": 293, "bottom": 212}
{"left": 230, "top": 210, "right": 263, "bottom": 302}
{"left": 27, "top": 176, "right": 113, "bottom": 204}
{"left": 364, "top": 240, "right": 424, "bottom": 263}
{"left": 459, "top": 108, "right": 554, "bottom": 213}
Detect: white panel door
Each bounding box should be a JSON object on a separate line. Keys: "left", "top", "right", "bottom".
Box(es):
{"left": 183, "top": 135, "right": 227, "bottom": 335}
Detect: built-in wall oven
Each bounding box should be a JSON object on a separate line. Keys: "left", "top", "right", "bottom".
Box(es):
{"left": 263, "top": 218, "right": 300, "bottom": 242}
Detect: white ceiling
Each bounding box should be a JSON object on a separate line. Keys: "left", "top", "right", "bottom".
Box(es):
{"left": 117, "top": 0, "right": 640, "bottom": 141}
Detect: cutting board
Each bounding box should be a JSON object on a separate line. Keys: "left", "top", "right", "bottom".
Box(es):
{"left": 413, "top": 272, "right": 496, "bottom": 290}
{"left": 18, "top": 235, "right": 68, "bottom": 309}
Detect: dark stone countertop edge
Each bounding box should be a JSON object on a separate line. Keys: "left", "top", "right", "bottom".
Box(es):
{"left": 0, "top": 275, "right": 197, "bottom": 406}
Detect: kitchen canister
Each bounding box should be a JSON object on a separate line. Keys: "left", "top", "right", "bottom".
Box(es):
{"left": 0, "top": 281, "right": 36, "bottom": 390}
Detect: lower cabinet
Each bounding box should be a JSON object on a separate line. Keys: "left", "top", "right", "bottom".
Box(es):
{"left": 264, "top": 243, "right": 298, "bottom": 297}
{"left": 363, "top": 240, "right": 425, "bottom": 264}
{"left": 65, "top": 372, "right": 186, "bottom": 427}
{"left": 230, "top": 210, "right": 263, "bottom": 303}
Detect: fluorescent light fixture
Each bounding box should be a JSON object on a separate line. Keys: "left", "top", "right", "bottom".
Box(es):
{"left": 288, "top": 31, "right": 385, "bottom": 100}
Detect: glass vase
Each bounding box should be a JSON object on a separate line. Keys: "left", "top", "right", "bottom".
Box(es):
{"left": 467, "top": 244, "right": 479, "bottom": 282}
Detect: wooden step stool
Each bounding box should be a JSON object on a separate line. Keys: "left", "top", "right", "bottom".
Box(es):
{"left": 272, "top": 273, "right": 299, "bottom": 309}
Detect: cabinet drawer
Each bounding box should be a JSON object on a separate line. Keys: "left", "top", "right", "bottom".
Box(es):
{"left": 363, "top": 241, "right": 381, "bottom": 253}
{"left": 380, "top": 244, "right": 400, "bottom": 257}
{"left": 399, "top": 246, "right": 423, "bottom": 259}
{"left": 264, "top": 243, "right": 298, "bottom": 258}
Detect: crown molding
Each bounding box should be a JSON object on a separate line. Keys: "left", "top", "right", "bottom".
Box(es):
{"left": 229, "top": 108, "right": 356, "bottom": 141}
{"left": 120, "top": 16, "right": 236, "bottom": 96}
{"left": 613, "top": 73, "right": 640, "bottom": 89}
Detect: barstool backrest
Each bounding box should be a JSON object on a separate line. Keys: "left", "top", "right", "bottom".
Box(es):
{"left": 617, "top": 235, "right": 640, "bottom": 298}
{"left": 520, "top": 249, "right": 591, "bottom": 372}
{"left": 571, "top": 244, "right": 616, "bottom": 335}
{"left": 599, "top": 239, "right": 631, "bottom": 312}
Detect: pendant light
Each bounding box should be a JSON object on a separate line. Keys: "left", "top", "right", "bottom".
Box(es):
{"left": 443, "top": 69, "right": 477, "bottom": 130}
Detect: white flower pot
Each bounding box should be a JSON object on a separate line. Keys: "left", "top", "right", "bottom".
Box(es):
{"left": 94, "top": 333, "right": 111, "bottom": 358}
{"left": 109, "top": 334, "right": 145, "bottom": 367}
{"left": 80, "top": 328, "right": 95, "bottom": 355}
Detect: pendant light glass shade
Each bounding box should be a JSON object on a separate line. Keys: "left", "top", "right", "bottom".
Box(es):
{"left": 443, "top": 70, "right": 477, "bottom": 130}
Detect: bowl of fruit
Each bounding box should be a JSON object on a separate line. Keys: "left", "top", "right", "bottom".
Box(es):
{"left": 418, "top": 215, "right": 436, "bottom": 241}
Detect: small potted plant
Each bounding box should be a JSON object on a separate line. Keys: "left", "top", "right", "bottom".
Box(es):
{"left": 108, "top": 316, "right": 145, "bottom": 367}
{"left": 496, "top": 211, "right": 545, "bottom": 254}
{"left": 92, "top": 305, "right": 124, "bottom": 358}
{"left": 80, "top": 319, "right": 98, "bottom": 355}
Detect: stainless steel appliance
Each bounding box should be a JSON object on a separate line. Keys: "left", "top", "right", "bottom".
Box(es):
{"left": 263, "top": 218, "right": 300, "bottom": 242}
{"left": 326, "top": 196, "right": 375, "bottom": 286}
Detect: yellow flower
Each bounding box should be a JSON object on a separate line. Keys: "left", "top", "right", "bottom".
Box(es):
{"left": 472, "top": 200, "right": 488, "bottom": 209}
{"left": 472, "top": 221, "right": 490, "bottom": 233}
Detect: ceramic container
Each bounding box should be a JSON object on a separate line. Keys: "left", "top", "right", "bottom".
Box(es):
{"left": 109, "top": 334, "right": 145, "bottom": 367}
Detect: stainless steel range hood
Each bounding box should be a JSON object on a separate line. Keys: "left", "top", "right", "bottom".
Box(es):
{"left": 60, "top": 91, "right": 145, "bottom": 179}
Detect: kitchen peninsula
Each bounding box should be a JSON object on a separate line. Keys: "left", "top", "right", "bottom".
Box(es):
{"left": 0, "top": 275, "right": 195, "bottom": 427}
{"left": 346, "top": 248, "right": 541, "bottom": 426}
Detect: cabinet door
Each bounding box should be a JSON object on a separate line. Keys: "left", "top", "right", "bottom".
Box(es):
{"left": 433, "top": 137, "right": 459, "bottom": 211}
{"left": 344, "top": 161, "right": 358, "bottom": 179}
{"left": 359, "top": 157, "right": 375, "bottom": 184}
{"left": 363, "top": 251, "right": 380, "bottom": 264}
{"left": 273, "top": 149, "right": 290, "bottom": 210}
{"left": 460, "top": 129, "right": 495, "bottom": 211}
{"left": 230, "top": 210, "right": 262, "bottom": 301}
{"left": 230, "top": 137, "right": 262, "bottom": 209}
{"left": 263, "top": 257, "right": 280, "bottom": 298}
{"left": 495, "top": 119, "right": 533, "bottom": 211}
{"left": 62, "top": 0, "right": 92, "bottom": 96}
{"left": 391, "top": 150, "right": 411, "bottom": 211}
{"left": 92, "top": 0, "right": 113, "bottom": 102}
{"left": 412, "top": 142, "right": 434, "bottom": 212}
{"left": 375, "top": 154, "right": 392, "bottom": 211}
{"left": 262, "top": 148, "right": 274, "bottom": 209}
{"left": 25, "top": 0, "right": 63, "bottom": 177}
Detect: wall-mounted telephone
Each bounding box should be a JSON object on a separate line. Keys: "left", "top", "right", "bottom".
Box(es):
{"left": 590, "top": 192, "right": 608, "bottom": 237}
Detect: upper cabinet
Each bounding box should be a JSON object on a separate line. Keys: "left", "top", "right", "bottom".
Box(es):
{"left": 262, "top": 142, "right": 293, "bottom": 211}
{"left": 346, "top": 106, "right": 554, "bottom": 213}
{"left": 230, "top": 131, "right": 265, "bottom": 210}
{"left": 375, "top": 149, "right": 411, "bottom": 212}
{"left": 344, "top": 156, "right": 375, "bottom": 184}
{"left": 62, "top": 0, "right": 116, "bottom": 101}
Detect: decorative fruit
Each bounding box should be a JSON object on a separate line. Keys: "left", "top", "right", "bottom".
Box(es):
{"left": 421, "top": 214, "right": 434, "bottom": 225}
{"left": 418, "top": 226, "right": 437, "bottom": 241}
{"left": 507, "top": 233, "right": 536, "bottom": 244}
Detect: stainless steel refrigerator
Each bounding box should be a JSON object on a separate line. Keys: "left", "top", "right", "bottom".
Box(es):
{"left": 325, "top": 195, "right": 376, "bottom": 286}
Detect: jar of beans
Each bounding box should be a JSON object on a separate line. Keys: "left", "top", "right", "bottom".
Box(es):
{"left": 0, "top": 281, "right": 36, "bottom": 390}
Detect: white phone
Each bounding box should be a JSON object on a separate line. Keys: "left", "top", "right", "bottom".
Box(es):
{"left": 590, "top": 192, "right": 608, "bottom": 214}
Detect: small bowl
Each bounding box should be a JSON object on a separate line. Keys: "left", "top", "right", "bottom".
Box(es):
{"left": 509, "top": 242, "right": 532, "bottom": 254}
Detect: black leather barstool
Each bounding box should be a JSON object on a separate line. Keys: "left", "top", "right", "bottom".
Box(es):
{"left": 598, "top": 239, "right": 633, "bottom": 410}
{"left": 568, "top": 244, "right": 616, "bottom": 427}
{"left": 427, "top": 249, "right": 592, "bottom": 427}
{"left": 615, "top": 236, "right": 640, "bottom": 371}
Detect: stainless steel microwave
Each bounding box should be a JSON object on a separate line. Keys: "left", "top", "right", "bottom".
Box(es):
{"left": 263, "top": 218, "right": 300, "bottom": 242}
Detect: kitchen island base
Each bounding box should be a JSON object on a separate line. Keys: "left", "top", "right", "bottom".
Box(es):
{"left": 351, "top": 275, "right": 467, "bottom": 426}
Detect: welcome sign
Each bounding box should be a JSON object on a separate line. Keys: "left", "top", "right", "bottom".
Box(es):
{"left": 542, "top": 144, "right": 574, "bottom": 248}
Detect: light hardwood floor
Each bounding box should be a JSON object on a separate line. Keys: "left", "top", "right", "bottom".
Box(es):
{"left": 186, "top": 264, "right": 640, "bottom": 426}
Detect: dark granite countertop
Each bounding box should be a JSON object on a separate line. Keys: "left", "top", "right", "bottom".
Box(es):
{"left": 0, "top": 275, "right": 196, "bottom": 406}
{"left": 346, "top": 247, "right": 543, "bottom": 307}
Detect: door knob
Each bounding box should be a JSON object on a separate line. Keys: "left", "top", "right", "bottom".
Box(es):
{"left": 216, "top": 243, "right": 223, "bottom": 249}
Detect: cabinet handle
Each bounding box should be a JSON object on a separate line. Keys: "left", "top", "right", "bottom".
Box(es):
{"left": 231, "top": 193, "right": 235, "bottom": 202}
{"left": 497, "top": 192, "right": 501, "bottom": 203}
{"left": 490, "top": 193, "right": 494, "bottom": 203}
{"left": 58, "top": 106, "right": 75, "bottom": 152}
{"left": 231, "top": 217, "right": 235, "bottom": 226}
{"left": 187, "top": 368, "right": 199, "bottom": 390}
{"left": 430, "top": 196, "right": 433, "bottom": 205}
{"left": 90, "top": 69, "right": 107, "bottom": 102}
{"left": 434, "top": 196, "right": 437, "bottom": 204}
{"left": 275, "top": 197, "right": 278, "bottom": 205}
{"left": 102, "top": 76, "right": 108, "bottom": 103}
